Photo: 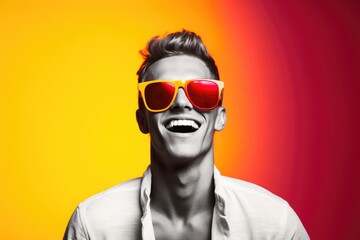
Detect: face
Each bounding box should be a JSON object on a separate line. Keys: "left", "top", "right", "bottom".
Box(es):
{"left": 136, "top": 55, "right": 226, "bottom": 168}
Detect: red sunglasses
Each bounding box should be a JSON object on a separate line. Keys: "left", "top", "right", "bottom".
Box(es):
{"left": 138, "top": 79, "right": 224, "bottom": 112}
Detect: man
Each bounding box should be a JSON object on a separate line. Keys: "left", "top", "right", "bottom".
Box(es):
{"left": 64, "top": 30, "right": 309, "bottom": 239}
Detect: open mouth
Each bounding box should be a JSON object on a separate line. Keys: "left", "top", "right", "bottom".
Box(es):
{"left": 165, "top": 119, "right": 200, "bottom": 133}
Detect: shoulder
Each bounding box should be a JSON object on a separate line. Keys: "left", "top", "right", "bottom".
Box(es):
{"left": 220, "top": 175, "right": 285, "bottom": 205}
{"left": 219, "top": 176, "right": 309, "bottom": 239}
{"left": 78, "top": 178, "right": 142, "bottom": 232}
{"left": 219, "top": 175, "right": 290, "bottom": 216}
{"left": 79, "top": 177, "right": 142, "bottom": 217}
{"left": 64, "top": 178, "right": 143, "bottom": 239}
{"left": 82, "top": 177, "right": 142, "bottom": 205}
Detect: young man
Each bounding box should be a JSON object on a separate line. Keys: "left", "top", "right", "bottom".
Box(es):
{"left": 64, "top": 30, "right": 309, "bottom": 239}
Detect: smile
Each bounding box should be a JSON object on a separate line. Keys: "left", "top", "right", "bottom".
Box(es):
{"left": 165, "top": 119, "right": 200, "bottom": 133}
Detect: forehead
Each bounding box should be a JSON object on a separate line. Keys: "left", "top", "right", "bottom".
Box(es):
{"left": 147, "top": 55, "right": 212, "bottom": 80}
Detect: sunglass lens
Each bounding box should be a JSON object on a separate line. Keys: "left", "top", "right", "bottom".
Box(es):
{"left": 187, "top": 80, "right": 219, "bottom": 109}
{"left": 145, "top": 82, "right": 175, "bottom": 110}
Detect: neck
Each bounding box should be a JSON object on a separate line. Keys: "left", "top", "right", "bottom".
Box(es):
{"left": 150, "top": 148, "right": 215, "bottom": 221}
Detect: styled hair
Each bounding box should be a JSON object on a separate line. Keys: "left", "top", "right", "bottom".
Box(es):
{"left": 137, "top": 30, "right": 219, "bottom": 83}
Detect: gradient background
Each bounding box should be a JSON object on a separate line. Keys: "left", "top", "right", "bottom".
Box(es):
{"left": 1, "top": 0, "right": 359, "bottom": 239}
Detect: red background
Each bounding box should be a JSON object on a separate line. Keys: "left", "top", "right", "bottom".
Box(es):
{"left": 215, "top": 2, "right": 360, "bottom": 239}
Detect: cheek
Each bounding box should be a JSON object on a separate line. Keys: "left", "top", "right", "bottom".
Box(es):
{"left": 205, "top": 112, "right": 218, "bottom": 127}
{"left": 146, "top": 114, "right": 162, "bottom": 133}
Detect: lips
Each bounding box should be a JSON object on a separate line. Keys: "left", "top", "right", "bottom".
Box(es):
{"left": 165, "top": 119, "right": 200, "bottom": 133}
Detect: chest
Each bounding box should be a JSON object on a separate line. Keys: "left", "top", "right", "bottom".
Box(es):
{"left": 151, "top": 210, "right": 213, "bottom": 240}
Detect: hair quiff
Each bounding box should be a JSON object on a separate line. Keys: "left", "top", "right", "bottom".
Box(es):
{"left": 136, "top": 30, "right": 219, "bottom": 83}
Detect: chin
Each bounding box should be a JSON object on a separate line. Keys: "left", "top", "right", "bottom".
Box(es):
{"left": 151, "top": 134, "right": 213, "bottom": 167}
{"left": 167, "top": 143, "right": 210, "bottom": 164}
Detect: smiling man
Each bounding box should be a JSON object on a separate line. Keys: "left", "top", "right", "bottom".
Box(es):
{"left": 64, "top": 30, "right": 309, "bottom": 240}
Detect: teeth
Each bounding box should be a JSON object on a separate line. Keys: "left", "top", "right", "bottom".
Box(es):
{"left": 166, "top": 119, "right": 199, "bottom": 129}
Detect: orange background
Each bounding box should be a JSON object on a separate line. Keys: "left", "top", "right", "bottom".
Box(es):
{"left": 1, "top": 1, "right": 359, "bottom": 239}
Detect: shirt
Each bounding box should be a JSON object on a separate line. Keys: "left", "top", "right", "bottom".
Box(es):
{"left": 63, "top": 166, "right": 310, "bottom": 239}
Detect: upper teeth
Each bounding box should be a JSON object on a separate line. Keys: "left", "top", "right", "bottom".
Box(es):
{"left": 166, "top": 120, "right": 199, "bottom": 129}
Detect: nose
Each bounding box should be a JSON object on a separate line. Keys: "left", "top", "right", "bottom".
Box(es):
{"left": 170, "top": 88, "right": 193, "bottom": 110}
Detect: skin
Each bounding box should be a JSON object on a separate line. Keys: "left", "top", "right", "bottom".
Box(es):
{"left": 136, "top": 55, "right": 226, "bottom": 240}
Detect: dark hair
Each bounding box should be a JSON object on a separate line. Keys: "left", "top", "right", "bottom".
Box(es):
{"left": 137, "top": 30, "right": 219, "bottom": 83}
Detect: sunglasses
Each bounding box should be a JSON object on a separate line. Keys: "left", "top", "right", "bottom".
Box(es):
{"left": 138, "top": 79, "right": 224, "bottom": 112}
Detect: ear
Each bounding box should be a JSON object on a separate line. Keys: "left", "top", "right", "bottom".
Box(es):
{"left": 215, "top": 107, "right": 226, "bottom": 131}
{"left": 136, "top": 109, "right": 149, "bottom": 134}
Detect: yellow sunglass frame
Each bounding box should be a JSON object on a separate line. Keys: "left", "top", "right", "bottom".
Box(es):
{"left": 138, "top": 79, "right": 224, "bottom": 112}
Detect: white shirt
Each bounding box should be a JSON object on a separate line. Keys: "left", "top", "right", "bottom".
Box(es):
{"left": 64, "top": 166, "right": 309, "bottom": 239}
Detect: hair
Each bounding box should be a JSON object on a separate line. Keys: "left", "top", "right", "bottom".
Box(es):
{"left": 137, "top": 30, "right": 220, "bottom": 83}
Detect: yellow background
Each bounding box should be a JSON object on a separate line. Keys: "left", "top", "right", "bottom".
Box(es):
{"left": 0, "top": 1, "right": 235, "bottom": 239}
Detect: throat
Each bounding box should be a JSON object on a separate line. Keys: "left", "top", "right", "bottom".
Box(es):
{"left": 151, "top": 166, "right": 215, "bottom": 219}
{"left": 150, "top": 150, "right": 216, "bottom": 219}
{"left": 171, "top": 166, "right": 205, "bottom": 199}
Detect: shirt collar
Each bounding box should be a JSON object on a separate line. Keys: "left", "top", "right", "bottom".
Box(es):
{"left": 140, "top": 166, "right": 155, "bottom": 240}
{"left": 212, "top": 166, "right": 230, "bottom": 238}
{"left": 140, "top": 165, "right": 229, "bottom": 239}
